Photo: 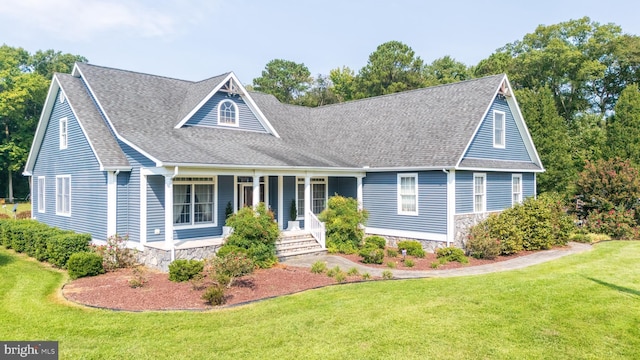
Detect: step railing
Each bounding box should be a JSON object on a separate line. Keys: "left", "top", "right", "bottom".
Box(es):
{"left": 305, "top": 210, "right": 326, "bottom": 249}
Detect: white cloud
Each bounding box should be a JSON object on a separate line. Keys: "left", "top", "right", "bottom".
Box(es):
{"left": 0, "top": 0, "right": 215, "bottom": 41}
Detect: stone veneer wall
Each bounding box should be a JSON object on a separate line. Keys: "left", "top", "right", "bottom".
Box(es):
{"left": 453, "top": 212, "right": 500, "bottom": 248}
{"left": 366, "top": 234, "right": 446, "bottom": 253}
{"left": 136, "top": 244, "right": 221, "bottom": 272}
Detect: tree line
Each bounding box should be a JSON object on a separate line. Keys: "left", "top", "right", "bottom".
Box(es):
{"left": 2, "top": 16, "right": 640, "bottom": 203}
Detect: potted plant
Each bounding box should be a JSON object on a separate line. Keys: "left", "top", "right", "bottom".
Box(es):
{"left": 222, "top": 201, "right": 234, "bottom": 236}
{"left": 287, "top": 199, "right": 300, "bottom": 231}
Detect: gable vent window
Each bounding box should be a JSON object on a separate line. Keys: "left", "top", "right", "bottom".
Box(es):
{"left": 493, "top": 110, "right": 505, "bottom": 148}
{"left": 218, "top": 99, "right": 238, "bottom": 127}
{"left": 59, "top": 117, "right": 68, "bottom": 149}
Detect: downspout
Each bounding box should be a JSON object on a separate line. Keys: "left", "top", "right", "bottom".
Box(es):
{"left": 171, "top": 166, "right": 179, "bottom": 261}
{"left": 442, "top": 169, "right": 451, "bottom": 247}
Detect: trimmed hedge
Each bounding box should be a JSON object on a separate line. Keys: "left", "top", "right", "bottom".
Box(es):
{"left": 169, "top": 259, "right": 204, "bottom": 282}
{"left": 364, "top": 236, "right": 386, "bottom": 249}
{"left": 67, "top": 252, "right": 105, "bottom": 279}
{"left": 397, "top": 240, "right": 426, "bottom": 258}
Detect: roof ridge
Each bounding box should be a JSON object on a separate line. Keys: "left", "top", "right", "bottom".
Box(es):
{"left": 77, "top": 62, "right": 195, "bottom": 84}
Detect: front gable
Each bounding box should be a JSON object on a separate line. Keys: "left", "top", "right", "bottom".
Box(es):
{"left": 183, "top": 91, "right": 268, "bottom": 132}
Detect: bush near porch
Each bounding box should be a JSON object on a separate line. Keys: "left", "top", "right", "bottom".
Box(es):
{"left": 319, "top": 195, "right": 368, "bottom": 254}
{"left": 219, "top": 203, "right": 279, "bottom": 268}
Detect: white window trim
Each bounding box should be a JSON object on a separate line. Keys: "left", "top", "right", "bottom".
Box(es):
{"left": 397, "top": 173, "right": 419, "bottom": 216}
{"left": 37, "top": 176, "right": 46, "bottom": 213}
{"left": 55, "top": 175, "right": 71, "bottom": 216}
{"left": 59, "top": 117, "right": 68, "bottom": 149}
{"left": 217, "top": 99, "right": 239, "bottom": 127}
{"left": 493, "top": 110, "right": 505, "bottom": 148}
{"left": 512, "top": 174, "right": 523, "bottom": 205}
{"left": 173, "top": 177, "right": 218, "bottom": 228}
{"left": 296, "top": 177, "right": 327, "bottom": 219}
{"left": 473, "top": 173, "right": 486, "bottom": 213}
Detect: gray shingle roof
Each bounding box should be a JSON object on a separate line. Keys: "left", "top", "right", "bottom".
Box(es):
{"left": 73, "top": 63, "right": 537, "bottom": 171}
{"left": 56, "top": 73, "right": 130, "bottom": 169}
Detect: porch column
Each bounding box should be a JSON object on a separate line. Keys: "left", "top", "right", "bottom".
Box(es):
{"left": 304, "top": 174, "right": 311, "bottom": 230}
{"left": 356, "top": 175, "right": 364, "bottom": 210}
{"left": 277, "top": 175, "right": 283, "bottom": 229}
{"left": 252, "top": 173, "right": 260, "bottom": 209}
{"left": 140, "top": 173, "right": 147, "bottom": 246}
{"left": 164, "top": 176, "right": 174, "bottom": 248}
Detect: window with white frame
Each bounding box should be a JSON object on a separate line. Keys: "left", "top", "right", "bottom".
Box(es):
{"left": 173, "top": 177, "right": 216, "bottom": 226}
{"left": 473, "top": 173, "right": 486, "bottom": 213}
{"left": 493, "top": 110, "right": 505, "bottom": 148}
{"left": 59, "top": 117, "right": 68, "bottom": 149}
{"left": 397, "top": 173, "right": 418, "bottom": 215}
{"left": 37, "top": 176, "right": 45, "bottom": 213}
{"left": 218, "top": 99, "right": 238, "bottom": 126}
{"left": 55, "top": 175, "right": 71, "bottom": 215}
{"left": 296, "top": 177, "right": 327, "bottom": 218}
{"left": 512, "top": 174, "right": 522, "bottom": 205}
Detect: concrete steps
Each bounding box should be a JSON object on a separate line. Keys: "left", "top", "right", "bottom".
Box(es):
{"left": 276, "top": 231, "right": 326, "bottom": 260}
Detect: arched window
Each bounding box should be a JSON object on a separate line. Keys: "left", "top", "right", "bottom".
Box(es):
{"left": 217, "top": 99, "right": 238, "bottom": 126}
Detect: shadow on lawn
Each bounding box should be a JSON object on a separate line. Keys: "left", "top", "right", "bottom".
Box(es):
{"left": 0, "top": 251, "right": 15, "bottom": 267}
{"left": 586, "top": 277, "right": 640, "bottom": 297}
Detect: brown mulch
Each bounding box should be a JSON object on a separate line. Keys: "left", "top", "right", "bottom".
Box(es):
{"left": 62, "top": 248, "right": 551, "bottom": 312}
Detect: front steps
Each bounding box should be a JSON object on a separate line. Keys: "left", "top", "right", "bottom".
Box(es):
{"left": 276, "top": 231, "right": 326, "bottom": 260}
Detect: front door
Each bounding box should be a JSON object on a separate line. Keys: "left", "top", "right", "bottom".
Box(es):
{"left": 242, "top": 184, "right": 253, "bottom": 208}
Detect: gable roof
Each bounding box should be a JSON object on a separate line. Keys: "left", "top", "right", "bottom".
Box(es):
{"left": 27, "top": 63, "right": 543, "bottom": 173}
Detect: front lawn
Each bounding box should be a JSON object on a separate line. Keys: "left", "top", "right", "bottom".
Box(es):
{"left": 1, "top": 241, "right": 639, "bottom": 359}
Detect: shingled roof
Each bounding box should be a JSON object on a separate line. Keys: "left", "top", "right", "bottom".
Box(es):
{"left": 33, "top": 63, "right": 541, "bottom": 171}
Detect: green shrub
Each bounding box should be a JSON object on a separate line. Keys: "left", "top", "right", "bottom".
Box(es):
{"left": 586, "top": 209, "right": 638, "bottom": 239}
{"left": 202, "top": 285, "right": 226, "bottom": 306}
{"left": 397, "top": 240, "right": 425, "bottom": 258}
{"left": 363, "top": 236, "right": 386, "bottom": 249}
{"left": 347, "top": 267, "right": 359, "bottom": 276}
{"left": 326, "top": 266, "right": 341, "bottom": 277}
{"left": 67, "top": 252, "right": 105, "bottom": 280}
{"left": 436, "top": 247, "right": 468, "bottom": 264}
{"left": 224, "top": 203, "right": 279, "bottom": 268}
{"left": 359, "top": 246, "right": 384, "bottom": 264}
{"left": 404, "top": 258, "right": 415, "bottom": 267}
{"left": 386, "top": 248, "right": 398, "bottom": 258}
{"left": 361, "top": 272, "right": 371, "bottom": 280}
{"left": 386, "top": 261, "right": 396, "bottom": 268}
{"left": 208, "top": 253, "right": 254, "bottom": 288}
{"left": 168, "top": 259, "right": 204, "bottom": 282}
{"left": 216, "top": 244, "right": 247, "bottom": 258}
{"left": 586, "top": 233, "right": 611, "bottom": 243}
{"left": 319, "top": 195, "right": 368, "bottom": 254}
{"left": 46, "top": 233, "right": 91, "bottom": 268}
{"left": 98, "top": 234, "right": 137, "bottom": 270}
{"left": 382, "top": 270, "right": 393, "bottom": 280}
{"left": 466, "top": 221, "right": 500, "bottom": 259}
{"left": 486, "top": 211, "right": 524, "bottom": 255}
{"left": 334, "top": 271, "right": 347, "bottom": 283}
{"left": 310, "top": 261, "right": 327, "bottom": 274}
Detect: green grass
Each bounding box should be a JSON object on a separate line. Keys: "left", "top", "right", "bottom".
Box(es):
{"left": 1, "top": 242, "right": 640, "bottom": 359}
{"left": 1, "top": 202, "right": 30, "bottom": 215}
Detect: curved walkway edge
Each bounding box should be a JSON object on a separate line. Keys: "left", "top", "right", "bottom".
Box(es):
{"left": 282, "top": 242, "right": 593, "bottom": 279}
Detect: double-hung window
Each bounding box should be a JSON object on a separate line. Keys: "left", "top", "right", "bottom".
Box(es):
{"left": 512, "top": 174, "right": 523, "bottom": 205}
{"left": 397, "top": 173, "right": 418, "bottom": 215}
{"left": 173, "top": 177, "right": 216, "bottom": 227}
{"left": 296, "top": 177, "right": 327, "bottom": 218}
{"left": 493, "top": 110, "right": 505, "bottom": 148}
{"left": 37, "top": 176, "right": 46, "bottom": 213}
{"left": 59, "top": 117, "right": 68, "bottom": 149}
{"left": 56, "top": 175, "right": 71, "bottom": 215}
{"left": 473, "top": 173, "right": 486, "bottom": 213}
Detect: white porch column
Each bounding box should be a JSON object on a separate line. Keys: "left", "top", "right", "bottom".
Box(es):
{"left": 277, "top": 175, "right": 283, "bottom": 229}
{"left": 252, "top": 173, "right": 260, "bottom": 209}
{"left": 164, "top": 176, "right": 174, "bottom": 248}
{"left": 446, "top": 169, "right": 456, "bottom": 247}
{"left": 304, "top": 174, "right": 311, "bottom": 230}
{"left": 139, "top": 172, "right": 147, "bottom": 247}
{"left": 107, "top": 171, "right": 117, "bottom": 238}
{"left": 356, "top": 175, "right": 364, "bottom": 210}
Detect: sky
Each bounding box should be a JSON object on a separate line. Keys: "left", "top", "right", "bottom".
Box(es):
{"left": 2, "top": 0, "right": 640, "bottom": 84}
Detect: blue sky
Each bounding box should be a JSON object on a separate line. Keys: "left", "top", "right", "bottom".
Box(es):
{"left": 2, "top": 0, "right": 640, "bottom": 84}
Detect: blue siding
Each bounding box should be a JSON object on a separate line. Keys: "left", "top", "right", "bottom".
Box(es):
{"left": 464, "top": 96, "right": 531, "bottom": 161}
{"left": 146, "top": 175, "right": 165, "bottom": 242}
{"left": 328, "top": 177, "right": 357, "bottom": 199}
{"left": 31, "top": 90, "right": 108, "bottom": 239}
{"left": 185, "top": 93, "right": 268, "bottom": 133}
{"left": 523, "top": 173, "right": 535, "bottom": 199}
{"left": 363, "top": 171, "right": 447, "bottom": 234}
{"left": 218, "top": 175, "right": 234, "bottom": 228}
{"left": 487, "top": 172, "right": 511, "bottom": 211}
{"left": 455, "top": 171, "right": 473, "bottom": 214}
{"left": 455, "top": 171, "right": 538, "bottom": 214}
{"left": 116, "top": 172, "right": 131, "bottom": 236}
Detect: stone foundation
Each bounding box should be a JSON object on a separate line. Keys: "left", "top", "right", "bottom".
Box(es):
{"left": 366, "top": 234, "right": 446, "bottom": 253}
{"left": 136, "top": 244, "right": 222, "bottom": 272}
{"left": 453, "top": 212, "right": 500, "bottom": 248}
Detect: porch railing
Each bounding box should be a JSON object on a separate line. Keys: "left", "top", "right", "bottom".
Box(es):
{"left": 306, "top": 211, "right": 326, "bottom": 249}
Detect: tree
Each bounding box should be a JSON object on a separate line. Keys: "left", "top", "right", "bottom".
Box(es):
{"left": 607, "top": 84, "right": 640, "bottom": 164}
{"left": 354, "top": 41, "right": 425, "bottom": 98}
{"left": 424, "top": 56, "right": 472, "bottom": 86}
{"left": 329, "top": 66, "right": 356, "bottom": 102}
{"left": 0, "top": 45, "right": 86, "bottom": 202}
{"left": 294, "top": 74, "right": 339, "bottom": 107}
{"left": 252, "top": 59, "right": 311, "bottom": 103}
{"left": 515, "top": 87, "right": 574, "bottom": 195}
